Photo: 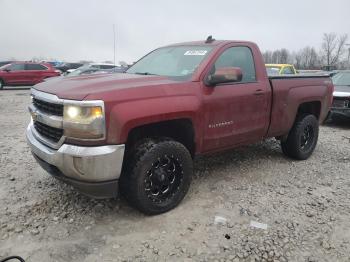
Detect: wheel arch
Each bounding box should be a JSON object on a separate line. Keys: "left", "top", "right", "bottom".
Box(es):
{"left": 124, "top": 118, "right": 196, "bottom": 158}
{"left": 296, "top": 101, "right": 321, "bottom": 119}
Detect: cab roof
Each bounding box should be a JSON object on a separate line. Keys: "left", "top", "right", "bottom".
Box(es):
{"left": 164, "top": 40, "right": 255, "bottom": 47}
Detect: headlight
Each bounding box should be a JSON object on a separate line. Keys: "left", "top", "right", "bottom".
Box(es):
{"left": 63, "top": 101, "right": 105, "bottom": 139}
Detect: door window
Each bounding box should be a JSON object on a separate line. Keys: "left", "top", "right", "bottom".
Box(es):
{"left": 7, "top": 64, "right": 25, "bottom": 71}
{"left": 26, "top": 64, "right": 47, "bottom": 70}
{"left": 213, "top": 46, "right": 256, "bottom": 82}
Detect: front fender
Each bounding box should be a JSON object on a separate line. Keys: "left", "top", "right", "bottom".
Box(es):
{"left": 107, "top": 96, "right": 201, "bottom": 144}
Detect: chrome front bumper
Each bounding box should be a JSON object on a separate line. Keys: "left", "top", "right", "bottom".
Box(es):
{"left": 26, "top": 123, "right": 125, "bottom": 197}
{"left": 330, "top": 108, "right": 350, "bottom": 118}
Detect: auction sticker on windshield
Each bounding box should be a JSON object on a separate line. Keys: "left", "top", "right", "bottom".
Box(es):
{"left": 184, "top": 50, "right": 208, "bottom": 56}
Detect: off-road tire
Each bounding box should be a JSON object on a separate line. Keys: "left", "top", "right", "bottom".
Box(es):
{"left": 120, "top": 138, "right": 193, "bottom": 215}
{"left": 281, "top": 114, "right": 319, "bottom": 160}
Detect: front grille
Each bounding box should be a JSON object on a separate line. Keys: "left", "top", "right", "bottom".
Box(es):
{"left": 34, "top": 121, "right": 63, "bottom": 142}
{"left": 332, "top": 99, "right": 348, "bottom": 108}
{"left": 33, "top": 98, "right": 63, "bottom": 116}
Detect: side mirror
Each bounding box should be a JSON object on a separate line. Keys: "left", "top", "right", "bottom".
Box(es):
{"left": 3, "top": 68, "right": 11, "bottom": 72}
{"left": 206, "top": 67, "right": 243, "bottom": 86}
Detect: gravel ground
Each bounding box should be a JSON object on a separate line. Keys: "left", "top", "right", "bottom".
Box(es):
{"left": 0, "top": 89, "right": 350, "bottom": 262}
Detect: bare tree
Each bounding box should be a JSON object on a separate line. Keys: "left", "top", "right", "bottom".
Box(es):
{"left": 293, "top": 51, "right": 302, "bottom": 69}
{"left": 262, "top": 51, "right": 273, "bottom": 63}
{"left": 271, "top": 50, "right": 281, "bottom": 64}
{"left": 294, "top": 47, "right": 320, "bottom": 69}
{"left": 263, "top": 49, "right": 291, "bottom": 64}
{"left": 280, "top": 49, "right": 290, "bottom": 64}
{"left": 321, "top": 33, "right": 348, "bottom": 69}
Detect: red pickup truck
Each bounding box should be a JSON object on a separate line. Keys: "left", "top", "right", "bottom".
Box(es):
{"left": 26, "top": 38, "right": 333, "bottom": 214}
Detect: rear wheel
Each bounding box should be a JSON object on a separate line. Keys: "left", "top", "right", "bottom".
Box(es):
{"left": 120, "top": 138, "right": 193, "bottom": 215}
{"left": 281, "top": 114, "right": 319, "bottom": 160}
{"left": 0, "top": 79, "right": 4, "bottom": 90}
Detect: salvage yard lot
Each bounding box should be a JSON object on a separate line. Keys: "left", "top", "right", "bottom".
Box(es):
{"left": 0, "top": 89, "right": 350, "bottom": 262}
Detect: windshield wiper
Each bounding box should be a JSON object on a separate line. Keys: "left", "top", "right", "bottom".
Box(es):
{"left": 134, "top": 72, "right": 158, "bottom": 76}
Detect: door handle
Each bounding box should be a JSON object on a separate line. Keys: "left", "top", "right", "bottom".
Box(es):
{"left": 254, "top": 89, "right": 264, "bottom": 96}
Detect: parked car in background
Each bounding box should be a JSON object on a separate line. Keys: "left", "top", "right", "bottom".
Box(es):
{"left": 63, "top": 63, "right": 119, "bottom": 74}
{"left": 0, "top": 61, "right": 15, "bottom": 67}
{"left": 66, "top": 63, "right": 123, "bottom": 74}
{"left": 44, "top": 61, "right": 64, "bottom": 68}
{"left": 44, "top": 68, "right": 104, "bottom": 82}
{"left": 328, "top": 70, "right": 340, "bottom": 77}
{"left": 86, "top": 63, "right": 118, "bottom": 70}
{"left": 0, "top": 62, "right": 60, "bottom": 89}
{"left": 55, "top": 62, "right": 84, "bottom": 73}
{"left": 297, "top": 69, "right": 326, "bottom": 74}
{"left": 106, "top": 66, "right": 128, "bottom": 73}
{"left": 45, "top": 66, "right": 126, "bottom": 82}
{"left": 266, "top": 64, "right": 297, "bottom": 75}
{"left": 330, "top": 70, "right": 350, "bottom": 119}
{"left": 67, "top": 67, "right": 107, "bottom": 76}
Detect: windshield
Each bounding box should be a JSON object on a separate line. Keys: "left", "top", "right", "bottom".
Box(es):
{"left": 332, "top": 72, "right": 350, "bottom": 86}
{"left": 127, "top": 45, "right": 213, "bottom": 78}
{"left": 266, "top": 66, "right": 281, "bottom": 75}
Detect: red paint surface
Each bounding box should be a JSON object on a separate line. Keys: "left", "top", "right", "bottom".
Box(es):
{"left": 0, "top": 62, "right": 60, "bottom": 86}
{"left": 33, "top": 40, "right": 333, "bottom": 155}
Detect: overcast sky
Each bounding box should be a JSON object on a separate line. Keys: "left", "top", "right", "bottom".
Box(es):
{"left": 0, "top": 0, "right": 349, "bottom": 64}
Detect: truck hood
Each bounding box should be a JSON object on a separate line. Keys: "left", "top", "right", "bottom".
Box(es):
{"left": 333, "top": 85, "right": 350, "bottom": 97}
{"left": 33, "top": 73, "right": 181, "bottom": 100}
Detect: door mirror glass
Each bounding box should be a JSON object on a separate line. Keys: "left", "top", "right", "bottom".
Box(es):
{"left": 206, "top": 67, "right": 243, "bottom": 86}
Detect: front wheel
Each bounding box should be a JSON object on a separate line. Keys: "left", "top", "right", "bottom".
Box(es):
{"left": 281, "top": 114, "right": 319, "bottom": 160}
{"left": 120, "top": 138, "right": 193, "bottom": 215}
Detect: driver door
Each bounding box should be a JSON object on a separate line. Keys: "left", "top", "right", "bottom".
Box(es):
{"left": 201, "top": 46, "right": 270, "bottom": 152}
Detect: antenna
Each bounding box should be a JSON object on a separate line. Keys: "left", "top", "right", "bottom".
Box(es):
{"left": 346, "top": 44, "right": 350, "bottom": 68}
{"left": 113, "top": 24, "right": 116, "bottom": 66}
{"left": 205, "top": 35, "right": 215, "bottom": 44}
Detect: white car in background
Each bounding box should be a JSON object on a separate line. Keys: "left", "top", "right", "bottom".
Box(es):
{"left": 330, "top": 70, "right": 350, "bottom": 119}
{"left": 66, "top": 63, "right": 117, "bottom": 74}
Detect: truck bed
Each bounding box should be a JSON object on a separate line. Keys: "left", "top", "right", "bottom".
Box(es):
{"left": 268, "top": 74, "right": 330, "bottom": 80}
{"left": 267, "top": 74, "right": 333, "bottom": 138}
